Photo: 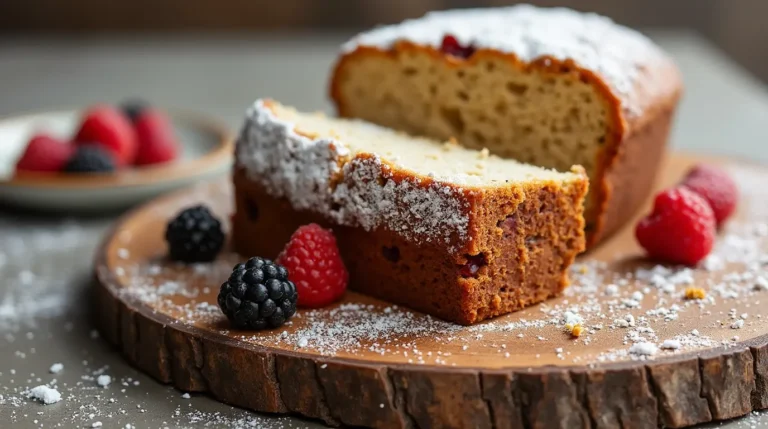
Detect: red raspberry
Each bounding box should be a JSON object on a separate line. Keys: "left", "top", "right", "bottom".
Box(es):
{"left": 276, "top": 224, "right": 348, "bottom": 308}
{"left": 440, "top": 35, "right": 476, "bottom": 58}
{"left": 15, "top": 133, "right": 73, "bottom": 172}
{"left": 635, "top": 187, "right": 716, "bottom": 265}
{"left": 680, "top": 164, "right": 738, "bottom": 227}
{"left": 74, "top": 105, "right": 137, "bottom": 167}
{"left": 134, "top": 109, "right": 179, "bottom": 166}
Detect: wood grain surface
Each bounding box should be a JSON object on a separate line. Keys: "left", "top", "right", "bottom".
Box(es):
{"left": 93, "top": 152, "right": 768, "bottom": 428}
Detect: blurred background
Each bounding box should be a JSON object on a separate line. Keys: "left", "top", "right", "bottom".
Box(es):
{"left": 1, "top": 3, "right": 768, "bottom": 428}
{"left": 2, "top": 0, "right": 768, "bottom": 84}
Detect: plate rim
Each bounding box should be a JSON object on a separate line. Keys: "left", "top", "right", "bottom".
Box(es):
{"left": 0, "top": 108, "right": 234, "bottom": 190}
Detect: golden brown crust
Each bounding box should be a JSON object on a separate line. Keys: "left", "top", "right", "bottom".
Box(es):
{"left": 589, "top": 101, "right": 679, "bottom": 246}
{"left": 232, "top": 168, "right": 587, "bottom": 325}
{"left": 329, "top": 43, "right": 682, "bottom": 247}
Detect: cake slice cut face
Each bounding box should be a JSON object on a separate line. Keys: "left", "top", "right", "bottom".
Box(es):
{"left": 233, "top": 99, "right": 588, "bottom": 325}
{"left": 330, "top": 5, "right": 683, "bottom": 247}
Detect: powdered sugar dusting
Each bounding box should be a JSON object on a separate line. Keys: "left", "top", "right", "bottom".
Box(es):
{"left": 236, "top": 100, "right": 348, "bottom": 213}
{"left": 342, "top": 5, "right": 674, "bottom": 117}
{"left": 236, "top": 100, "right": 473, "bottom": 249}
{"left": 254, "top": 303, "right": 462, "bottom": 358}
{"left": 332, "top": 156, "right": 469, "bottom": 244}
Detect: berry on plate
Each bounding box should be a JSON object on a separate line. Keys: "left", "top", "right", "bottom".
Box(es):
{"left": 165, "top": 205, "right": 225, "bottom": 263}
{"left": 15, "top": 133, "right": 73, "bottom": 172}
{"left": 120, "top": 99, "right": 148, "bottom": 123}
{"left": 635, "top": 187, "right": 716, "bottom": 266}
{"left": 63, "top": 145, "right": 116, "bottom": 173}
{"left": 276, "top": 223, "right": 348, "bottom": 308}
{"left": 74, "top": 105, "right": 138, "bottom": 167}
{"left": 134, "top": 108, "right": 179, "bottom": 166}
{"left": 680, "top": 164, "right": 738, "bottom": 227}
{"left": 217, "top": 257, "right": 298, "bottom": 330}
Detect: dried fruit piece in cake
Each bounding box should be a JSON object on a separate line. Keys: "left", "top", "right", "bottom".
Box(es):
{"left": 680, "top": 164, "right": 738, "bottom": 227}
{"left": 15, "top": 133, "right": 73, "bottom": 173}
{"left": 218, "top": 257, "right": 298, "bottom": 329}
{"left": 63, "top": 145, "right": 116, "bottom": 173}
{"left": 276, "top": 223, "right": 349, "bottom": 308}
{"left": 439, "top": 34, "right": 475, "bottom": 58}
{"left": 134, "top": 108, "right": 179, "bottom": 166}
{"left": 635, "top": 187, "right": 716, "bottom": 266}
{"left": 165, "top": 205, "right": 225, "bottom": 263}
{"left": 231, "top": 99, "right": 588, "bottom": 325}
{"left": 74, "top": 105, "right": 138, "bottom": 167}
{"left": 330, "top": 5, "right": 683, "bottom": 247}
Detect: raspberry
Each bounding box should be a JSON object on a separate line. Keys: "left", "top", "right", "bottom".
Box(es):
{"left": 440, "top": 34, "right": 476, "bottom": 59}
{"left": 63, "top": 145, "right": 116, "bottom": 173}
{"left": 134, "top": 109, "right": 179, "bottom": 166}
{"left": 165, "top": 205, "right": 225, "bottom": 263}
{"left": 15, "top": 133, "right": 73, "bottom": 173}
{"left": 276, "top": 223, "right": 348, "bottom": 308}
{"left": 635, "top": 187, "right": 716, "bottom": 265}
{"left": 680, "top": 164, "right": 738, "bottom": 227}
{"left": 74, "top": 105, "right": 138, "bottom": 167}
{"left": 218, "top": 257, "right": 298, "bottom": 330}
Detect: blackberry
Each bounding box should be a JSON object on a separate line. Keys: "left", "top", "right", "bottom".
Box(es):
{"left": 165, "top": 205, "right": 225, "bottom": 263}
{"left": 120, "top": 99, "right": 148, "bottom": 122}
{"left": 217, "top": 257, "right": 298, "bottom": 330}
{"left": 63, "top": 145, "right": 116, "bottom": 173}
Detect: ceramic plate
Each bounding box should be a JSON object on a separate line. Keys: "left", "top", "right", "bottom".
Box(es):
{"left": 0, "top": 109, "right": 233, "bottom": 213}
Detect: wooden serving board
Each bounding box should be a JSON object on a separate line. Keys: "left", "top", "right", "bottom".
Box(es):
{"left": 93, "top": 152, "right": 768, "bottom": 429}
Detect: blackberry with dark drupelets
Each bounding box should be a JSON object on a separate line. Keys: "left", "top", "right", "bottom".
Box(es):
{"left": 63, "top": 145, "right": 116, "bottom": 173}
{"left": 165, "top": 205, "right": 225, "bottom": 263}
{"left": 217, "top": 257, "right": 298, "bottom": 330}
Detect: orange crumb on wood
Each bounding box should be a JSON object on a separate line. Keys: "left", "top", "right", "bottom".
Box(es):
{"left": 684, "top": 287, "right": 706, "bottom": 300}
{"left": 565, "top": 323, "right": 583, "bottom": 338}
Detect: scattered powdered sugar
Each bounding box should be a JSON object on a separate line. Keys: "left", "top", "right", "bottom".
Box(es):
{"left": 628, "top": 342, "right": 657, "bottom": 356}
{"left": 254, "top": 303, "right": 462, "bottom": 358}
{"left": 49, "top": 363, "right": 64, "bottom": 374}
{"left": 341, "top": 5, "right": 674, "bottom": 117}
{"left": 660, "top": 339, "right": 681, "bottom": 350}
{"left": 562, "top": 311, "right": 583, "bottom": 326}
{"left": 0, "top": 220, "right": 92, "bottom": 331}
{"left": 96, "top": 375, "right": 112, "bottom": 387}
{"left": 27, "top": 385, "right": 62, "bottom": 405}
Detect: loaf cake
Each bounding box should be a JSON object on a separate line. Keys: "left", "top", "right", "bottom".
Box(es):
{"left": 330, "top": 5, "right": 683, "bottom": 247}
{"left": 232, "top": 99, "right": 588, "bottom": 325}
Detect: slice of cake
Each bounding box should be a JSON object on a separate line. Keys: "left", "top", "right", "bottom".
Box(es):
{"left": 330, "top": 5, "right": 683, "bottom": 247}
{"left": 232, "top": 99, "right": 588, "bottom": 325}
